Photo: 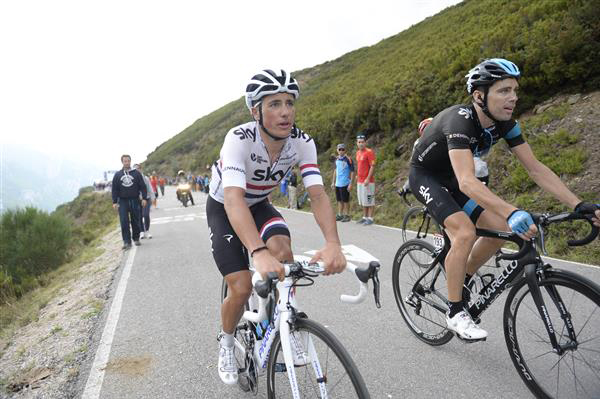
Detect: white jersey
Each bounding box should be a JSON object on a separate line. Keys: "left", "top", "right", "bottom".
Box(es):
{"left": 209, "top": 121, "right": 323, "bottom": 206}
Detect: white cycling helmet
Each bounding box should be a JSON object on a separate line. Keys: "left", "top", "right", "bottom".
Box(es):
{"left": 245, "top": 69, "right": 299, "bottom": 110}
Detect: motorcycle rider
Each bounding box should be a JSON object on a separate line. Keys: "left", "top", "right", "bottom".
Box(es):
{"left": 176, "top": 170, "right": 195, "bottom": 206}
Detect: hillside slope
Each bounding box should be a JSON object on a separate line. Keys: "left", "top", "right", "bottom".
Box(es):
{"left": 144, "top": 0, "right": 599, "bottom": 174}
{"left": 143, "top": 0, "right": 599, "bottom": 263}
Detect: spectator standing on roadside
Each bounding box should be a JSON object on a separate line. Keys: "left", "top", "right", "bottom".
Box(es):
{"left": 355, "top": 133, "right": 376, "bottom": 225}
{"left": 112, "top": 155, "right": 147, "bottom": 249}
{"left": 331, "top": 143, "right": 354, "bottom": 222}
{"left": 135, "top": 164, "right": 154, "bottom": 239}
{"left": 150, "top": 172, "right": 159, "bottom": 207}
{"left": 158, "top": 176, "right": 166, "bottom": 196}
{"left": 288, "top": 168, "right": 298, "bottom": 209}
{"left": 203, "top": 174, "right": 210, "bottom": 193}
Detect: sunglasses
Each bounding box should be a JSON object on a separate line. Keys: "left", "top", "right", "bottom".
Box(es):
{"left": 337, "top": 148, "right": 346, "bottom": 151}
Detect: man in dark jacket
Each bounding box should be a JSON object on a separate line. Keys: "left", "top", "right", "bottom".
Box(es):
{"left": 112, "top": 154, "right": 147, "bottom": 249}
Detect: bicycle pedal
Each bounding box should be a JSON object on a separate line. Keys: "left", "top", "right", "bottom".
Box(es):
{"left": 455, "top": 334, "right": 487, "bottom": 344}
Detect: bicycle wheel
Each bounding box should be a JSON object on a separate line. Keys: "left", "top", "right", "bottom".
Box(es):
{"left": 392, "top": 239, "right": 453, "bottom": 345}
{"left": 266, "top": 317, "right": 370, "bottom": 398}
{"left": 401, "top": 206, "right": 443, "bottom": 243}
{"left": 504, "top": 272, "right": 600, "bottom": 399}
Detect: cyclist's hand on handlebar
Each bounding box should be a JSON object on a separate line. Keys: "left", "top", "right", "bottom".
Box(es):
{"left": 507, "top": 210, "right": 538, "bottom": 241}
{"left": 310, "top": 242, "right": 346, "bottom": 276}
{"left": 574, "top": 202, "right": 600, "bottom": 227}
{"left": 253, "top": 250, "right": 285, "bottom": 281}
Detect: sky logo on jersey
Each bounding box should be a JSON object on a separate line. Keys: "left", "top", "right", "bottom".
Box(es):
{"left": 233, "top": 127, "right": 256, "bottom": 141}
{"left": 419, "top": 186, "right": 433, "bottom": 204}
{"left": 291, "top": 128, "right": 313, "bottom": 143}
{"left": 458, "top": 107, "right": 473, "bottom": 120}
{"left": 252, "top": 166, "right": 291, "bottom": 182}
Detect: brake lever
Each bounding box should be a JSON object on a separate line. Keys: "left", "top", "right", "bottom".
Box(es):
{"left": 372, "top": 270, "right": 381, "bottom": 309}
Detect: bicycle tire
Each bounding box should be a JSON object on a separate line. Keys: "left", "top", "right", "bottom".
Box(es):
{"left": 504, "top": 271, "right": 600, "bottom": 399}
{"left": 392, "top": 239, "right": 453, "bottom": 346}
{"left": 266, "top": 317, "right": 370, "bottom": 398}
{"left": 401, "top": 206, "right": 442, "bottom": 244}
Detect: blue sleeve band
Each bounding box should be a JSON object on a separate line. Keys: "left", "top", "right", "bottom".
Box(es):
{"left": 462, "top": 199, "right": 478, "bottom": 216}
{"left": 505, "top": 122, "right": 522, "bottom": 140}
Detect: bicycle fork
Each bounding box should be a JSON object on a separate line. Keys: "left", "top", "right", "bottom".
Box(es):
{"left": 279, "top": 311, "right": 328, "bottom": 399}
{"left": 524, "top": 264, "right": 577, "bottom": 355}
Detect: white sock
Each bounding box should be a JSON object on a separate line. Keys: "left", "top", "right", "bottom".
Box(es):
{"left": 221, "top": 331, "right": 234, "bottom": 347}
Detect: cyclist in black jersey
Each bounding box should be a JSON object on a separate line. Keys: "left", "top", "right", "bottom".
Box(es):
{"left": 408, "top": 58, "right": 600, "bottom": 341}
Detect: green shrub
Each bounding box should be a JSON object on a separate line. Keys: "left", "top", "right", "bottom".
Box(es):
{"left": 0, "top": 208, "right": 72, "bottom": 301}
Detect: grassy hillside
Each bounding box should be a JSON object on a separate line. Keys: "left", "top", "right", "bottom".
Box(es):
{"left": 144, "top": 0, "right": 599, "bottom": 263}
{"left": 0, "top": 189, "right": 117, "bottom": 332}
{"left": 145, "top": 0, "right": 599, "bottom": 174}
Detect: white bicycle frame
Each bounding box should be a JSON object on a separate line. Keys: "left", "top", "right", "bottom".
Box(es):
{"left": 234, "top": 258, "right": 373, "bottom": 399}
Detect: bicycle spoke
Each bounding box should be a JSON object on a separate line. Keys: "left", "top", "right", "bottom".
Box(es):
{"left": 524, "top": 349, "right": 554, "bottom": 362}
{"left": 572, "top": 352, "right": 600, "bottom": 378}
{"left": 576, "top": 306, "right": 598, "bottom": 338}
{"left": 575, "top": 334, "right": 600, "bottom": 345}
{"left": 563, "top": 353, "right": 595, "bottom": 399}
{"left": 578, "top": 346, "right": 600, "bottom": 354}
{"left": 525, "top": 327, "right": 551, "bottom": 345}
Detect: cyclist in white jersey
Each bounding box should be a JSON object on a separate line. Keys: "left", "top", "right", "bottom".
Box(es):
{"left": 206, "top": 69, "right": 346, "bottom": 385}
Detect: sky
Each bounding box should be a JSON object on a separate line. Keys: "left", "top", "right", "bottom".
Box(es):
{"left": 1, "top": 0, "right": 461, "bottom": 172}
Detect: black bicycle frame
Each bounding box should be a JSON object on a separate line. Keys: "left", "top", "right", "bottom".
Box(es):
{"left": 410, "top": 227, "right": 577, "bottom": 352}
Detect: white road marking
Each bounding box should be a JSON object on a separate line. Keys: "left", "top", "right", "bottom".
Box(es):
{"left": 82, "top": 246, "right": 137, "bottom": 399}
{"left": 152, "top": 213, "right": 206, "bottom": 225}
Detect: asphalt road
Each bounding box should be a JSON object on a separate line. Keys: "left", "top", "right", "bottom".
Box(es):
{"left": 77, "top": 186, "right": 600, "bottom": 399}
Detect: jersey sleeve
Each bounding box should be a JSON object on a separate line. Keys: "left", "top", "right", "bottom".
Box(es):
{"left": 219, "top": 129, "right": 248, "bottom": 190}
{"left": 445, "top": 107, "right": 476, "bottom": 151}
{"left": 503, "top": 120, "right": 525, "bottom": 147}
{"left": 296, "top": 133, "right": 323, "bottom": 188}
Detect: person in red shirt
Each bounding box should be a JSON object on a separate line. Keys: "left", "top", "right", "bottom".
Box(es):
{"left": 149, "top": 173, "right": 159, "bottom": 207}
{"left": 355, "top": 133, "right": 376, "bottom": 225}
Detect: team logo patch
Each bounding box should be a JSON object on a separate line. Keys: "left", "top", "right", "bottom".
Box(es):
{"left": 458, "top": 107, "right": 473, "bottom": 119}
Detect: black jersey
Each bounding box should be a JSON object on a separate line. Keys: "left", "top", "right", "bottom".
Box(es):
{"left": 410, "top": 104, "right": 525, "bottom": 174}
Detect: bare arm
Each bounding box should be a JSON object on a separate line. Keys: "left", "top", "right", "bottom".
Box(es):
{"left": 365, "top": 163, "right": 375, "bottom": 183}
{"left": 449, "top": 149, "right": 516, "bottom": 219}
{"left": 307, "top": 184, "right": 345, "bottom": 274}
{"left": 511, "top": 143, "right": 580, "bottom": 208}
{"left": 224, "top": 187, "right": 283, "bottom": 278}
{"left": 224, "top": 187, "right": 266, "bottom": 252}
{"left": 331, "top": 168, "right": 336, "bottom": 187}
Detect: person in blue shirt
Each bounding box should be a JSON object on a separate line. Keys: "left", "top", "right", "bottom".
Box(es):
{"left": 331, "top": 143, "right": 355, "bottom": 222}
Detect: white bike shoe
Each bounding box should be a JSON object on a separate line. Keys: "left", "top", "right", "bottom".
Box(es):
{"left": 290, "top": 331, "right": 310, "bottom": 366}
{"left": 217, "top": 338, "right": 238, "bottom": 385}
{"left": 446, "top": 310, "right": 487, "bottom": 342}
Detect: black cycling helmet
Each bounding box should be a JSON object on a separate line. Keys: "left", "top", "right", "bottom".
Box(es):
{"left": 466, "top": 58, "right": 520, "bottom": 94}
{"left": 465, "top": 58, "right": 520, "bottom": 122}
{"left": 245, "top": 69, "right": 299, "bottom": 142}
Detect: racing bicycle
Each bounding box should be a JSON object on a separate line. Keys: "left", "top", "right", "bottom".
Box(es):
{"left": 392, "top": 209, "right": 600, "bottom": 398}
{"left": 221, "top": 259, "right": 381, "bottom": 398}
